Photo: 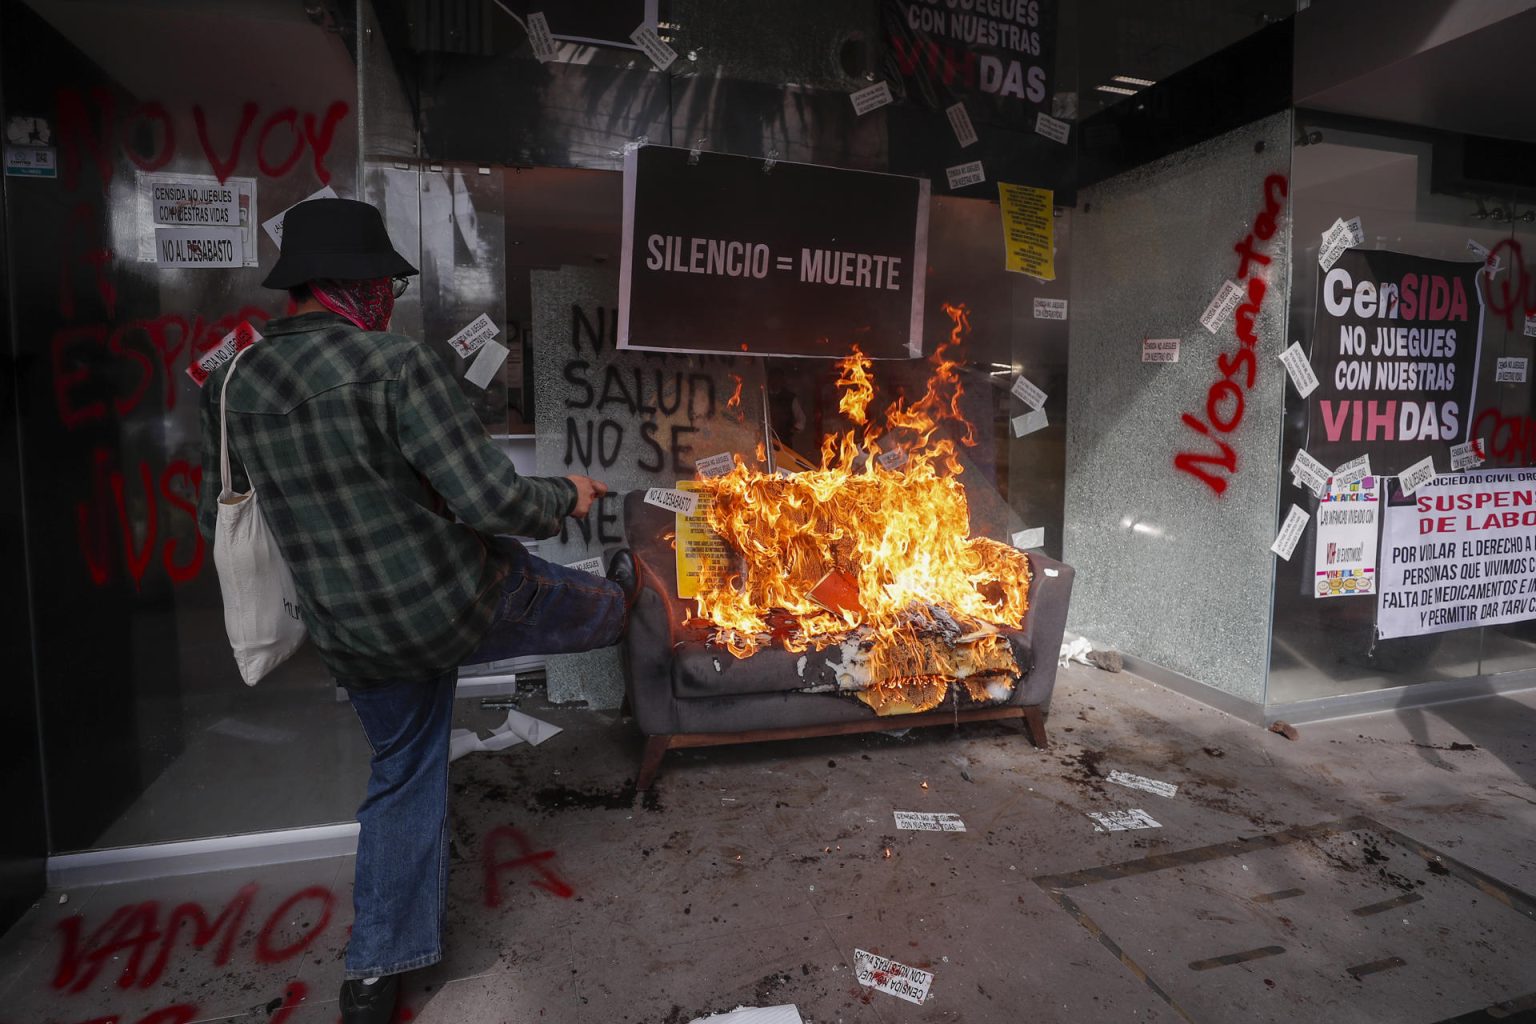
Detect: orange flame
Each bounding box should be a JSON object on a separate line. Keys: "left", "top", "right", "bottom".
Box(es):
{"left": 726, "top": 374, "right": 744, "bottom": 410}
{"left": 691, "top": 304, "right": 1030, "bottom": 714}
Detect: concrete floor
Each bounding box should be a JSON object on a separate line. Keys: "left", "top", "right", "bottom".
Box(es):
{"left": 3, "top": 664, "right": 1535, "bottom": 1024}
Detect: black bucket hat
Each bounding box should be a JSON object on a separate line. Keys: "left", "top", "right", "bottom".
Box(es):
{"left": 261, "top": 198, "right": 418, "bottom": 289}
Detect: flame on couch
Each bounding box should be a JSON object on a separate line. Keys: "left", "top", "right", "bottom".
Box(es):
{"left": 691, "top": 304, "right": 1031, "bottom": 714}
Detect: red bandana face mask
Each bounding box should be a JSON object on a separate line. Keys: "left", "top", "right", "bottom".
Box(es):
{"left": 310, "top": 278, "right": 395, "bottom": 332}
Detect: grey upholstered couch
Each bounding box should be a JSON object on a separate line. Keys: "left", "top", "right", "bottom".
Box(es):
{"left": 619, "top": 491, "right": 1075, "bottom": 789}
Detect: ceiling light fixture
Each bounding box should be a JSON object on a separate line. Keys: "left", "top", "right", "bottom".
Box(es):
{"left": 1095, "top": 84, "right": 1138, "bottom": 96}
{"left": 1112, "top": 74, "right": 1156, "bottom": 87}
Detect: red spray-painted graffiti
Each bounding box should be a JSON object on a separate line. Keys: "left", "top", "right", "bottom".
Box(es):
{"left": 46, "top": 826, "right": 569, "bottom": 1017}
{"left": 52, "top": 306, "right": 273, "bottom": 428}
{"left": 1487, "top": 238, "right": 1536, "bottom": 332}
{"left": 74, "top": 449, "right": 203, "bottom": 589}
{"left": 56, "top": 88, "right": 350, "bottom": 189}
{"left": 482, "top": 825, "right": 578, "bottom": 905}
{"left": 1173, "top": 173, "right": 1289, "bottom": 495}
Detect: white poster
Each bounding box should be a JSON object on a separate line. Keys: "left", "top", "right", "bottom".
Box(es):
{"left": 1314, "top": 477, "right": 1378, "bottom": 598}
{"left": 138, "top": 171, "right": 257, "bottom": 267}
{"left": 1376, "top": 468, "right": 1536, "bottom": 638}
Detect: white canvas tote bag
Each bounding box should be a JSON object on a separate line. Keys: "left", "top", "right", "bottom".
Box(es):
{"left": 214, "top": 345, "right": 307, "bottom": 685}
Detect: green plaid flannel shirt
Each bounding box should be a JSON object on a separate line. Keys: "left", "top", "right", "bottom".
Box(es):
{"left": 198, "top": 311, "right": 576, "bottom": 683}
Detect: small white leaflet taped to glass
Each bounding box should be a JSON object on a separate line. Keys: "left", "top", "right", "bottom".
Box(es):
{"left": 1291, "top": 449, "right": 1329, "bottom": 498}
{"left": 1199, "top": 280, "right": 1244, "bottom": 334}
{"left": 1398, "top": 455, "right": 1436, "bottom": 496}
{"left": 187, "top": 323, "right": 262, "bottom": 386}
{"left": 1525, "top": 315, "right": 1536, "bottom": 339}
{"left": 1333, "top": 454, "right": 1371, "bottom": 487}
{"left": 1088, "top": 809, "right": 1161, "bottom": 832}
{"left": 1142, "top": 338, "right": 1178, "bottom": 363}
{"left": 566, "top": 556, "right": 604, "bottom": 576}
{"left": 447, "top": 312, "right": 499, "bottom": 359}
{"left": 1034, "top": 297, "right": 1068, "bottom": 320}
{"left": 630, "top": 24, "right": 678, "bottom": 70}
{"left": 1012, "top": 527, "right": 1044, "bottom": 550}
{"left": 1106, "top": 770, "right": 1178, "bottom": 799}
{"left": 1271, "top": 504, "right": 1308, "bottom": 560}
{"left": 464, "top": 339, "right": 509, "bottom": 390}
{"left": 1011, "top": 408, "right": 1047, "bottom": 437}
{"left": 893, "top": 811, "right": 966, "bottom": 832}
{"left": 1466, "top": 238, "right": 1503, "bottom": 277}
{"left": 850, "top": 81, "right": 894, "bottom": 116}
{"left": 1450, "top": 440, "right": 1485, "bottom": 471}
{"left": 1034, "top": 111, "right": 1071, "bottom": 144}
{"left": 853, "top": 949, "right": 933, "bottom": 1005}
{"left": 1279, "top": 342, "right": 1319, "bottom": 398}
{"left": 1496, "top": 357, "right": 1527, "bottom": 383}
{"left": 527, "top": 12, "right": 557, "bottom": 62}
{"left": 945, "top": 103, "right": 977, "bottom": 147}
{"left": 877, "top": 448, "right": 906, "bottom": 470}
{"left": 262, "top": 184, "right": 338, "bottom": 247}
{"left": 645, "top": 487, "right": 698, "bottom": 516}
{"left": 1011, "top": 374, "right": 1046, "bottom": 409}
{"left": 945, "top": 160, "right": 985, "bottom": 190}
{"left": 694, "top": 452, "right": 735, "bottom": 478}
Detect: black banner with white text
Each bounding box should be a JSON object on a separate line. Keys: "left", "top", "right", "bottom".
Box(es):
{"left": 1307, "top": 250, "right": 1484, "bottom": 475}
{"left": 619, "top": 145, "right": 929, "bottom": 358}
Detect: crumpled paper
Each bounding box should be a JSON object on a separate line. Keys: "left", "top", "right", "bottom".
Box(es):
{"left": 688, "top": 1007, "right": 803, "bottom": 1024}
{"left": 1059, "top": 636, "right": 1094, "bottom": 668}
{"left": 448, "top": 708, "right": 562, "bottom": 762}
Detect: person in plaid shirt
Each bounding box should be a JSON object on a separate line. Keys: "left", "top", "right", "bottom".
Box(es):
{"left": 197, "top": 199, "right": 633, "bottom": 1024}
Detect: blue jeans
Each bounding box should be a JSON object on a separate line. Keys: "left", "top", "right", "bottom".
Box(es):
{"left": 342, "top": 542, "right": 626, "bottom": 978}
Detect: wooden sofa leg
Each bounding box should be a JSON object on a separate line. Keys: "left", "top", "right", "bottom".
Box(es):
{"left": 636, "top": 735, "right": 672, "bottom": 791}
{"left": 1021, "top": 708, "right": 1050, "bottom": 750}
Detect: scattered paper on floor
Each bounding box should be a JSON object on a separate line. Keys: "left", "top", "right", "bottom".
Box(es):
{"left": 1106, "top": 770, "right": 1179, "bottom": 799}
{"left": 1088, "top": 809, "right": 1162, "bottom": 832}
{"left": 894, "top": 811, "right": 967, "bottom": 832}
{"left": 688, "top": 1006, "right": 803, "bottom": 1024}
{"left": 854, "top": 948, "right": 933, "bottom": 1004}
{"left": 1059, "top": 636, "right": 1093, "bottom": 667}
{"left": 448, "top": 709, "right": 562, "bottom": 762}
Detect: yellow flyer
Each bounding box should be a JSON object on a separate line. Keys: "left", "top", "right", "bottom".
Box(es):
{"left": 998, "top": 182, "right": 1055, "bottom": 280}
{"left": 674, "top": 482, "right": 734, "bottom": 600}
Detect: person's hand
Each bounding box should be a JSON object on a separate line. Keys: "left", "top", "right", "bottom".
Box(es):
{"left": 565, "top": 474, "right": 608, "bottom": 518}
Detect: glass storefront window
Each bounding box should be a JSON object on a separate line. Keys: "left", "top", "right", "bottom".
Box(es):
{"left": 1271, "top": 124, "right": 1534, "bottom": 704}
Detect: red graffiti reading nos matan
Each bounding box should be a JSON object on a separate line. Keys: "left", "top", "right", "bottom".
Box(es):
{"left": 1173, "top": 174, "right": 1289, "bottom": 495}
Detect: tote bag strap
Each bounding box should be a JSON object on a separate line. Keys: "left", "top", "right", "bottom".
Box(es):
{"left": 219, "top": 345, "right": 259, "bottom": 496}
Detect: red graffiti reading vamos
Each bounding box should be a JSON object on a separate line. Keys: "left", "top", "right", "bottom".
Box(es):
{"left": 1174, "top": 173, "right": 1288, "bottom": 495}
{"left": 43, "top": 827, "right": 570, "bottom": 1021}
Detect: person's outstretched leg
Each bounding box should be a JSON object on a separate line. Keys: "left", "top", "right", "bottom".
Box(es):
{"left": 469, "top": 541, "right": 628, "bottom": 664}
{"left": 340, "top": 669, "right": 457, "bottom": 1020}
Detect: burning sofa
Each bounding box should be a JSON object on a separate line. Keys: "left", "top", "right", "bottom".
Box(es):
{"left": 618, "top": 326, "right": 1075, "bottom": 789}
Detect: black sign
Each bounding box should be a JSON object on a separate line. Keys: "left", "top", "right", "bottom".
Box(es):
{"left": 620, "top": 145, "right": 929, "bottom": 359}
{"left": 882, "top": 0, "right": 1058, "bottom": 126}
{"left": 1307, "top": 249, "right": 1484, "bottom": 474}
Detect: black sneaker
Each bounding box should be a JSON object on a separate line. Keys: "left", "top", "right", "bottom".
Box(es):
{"left": 340, "top": 974, "right": 400, "bottom": 1024}
{"left": 605, "top": 548, "right": 640, "bottom": 610}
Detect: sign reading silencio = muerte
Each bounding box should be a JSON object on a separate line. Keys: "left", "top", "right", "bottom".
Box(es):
{"left": 619, "top": 145, "right": 929, "bottom": 359}
{"left": 1307, "top": 250, "right": 1484, "bottom": 475}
